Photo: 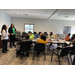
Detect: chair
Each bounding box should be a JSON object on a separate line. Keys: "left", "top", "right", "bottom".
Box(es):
{"left": 69, "top": 43, "right": 75, "bottom": 64}
{"left": 33, "top": 43, "right": 46, "bottom": 61}
{"left": 51, "top": 47, "right": 71, "bottom": 65}
{"left": 34, "top": 32, "right": 37, "bottom": 34}
{"left": 22, "top": 32, "right": 26, "bottom": 38}
{"left": 70, "top": 47, "right": 75, "bottom": 65}
{"left": 16, "top": 41, "right": 32, "bottom": 59}
{"left": 15, "top": 31, "right": 21, "bottom": 41}
{"left": 44, "top": 32, "right": 47, "bottom": 34}
{"left": 38, "top": 32, "right": 41, "bottom": 35}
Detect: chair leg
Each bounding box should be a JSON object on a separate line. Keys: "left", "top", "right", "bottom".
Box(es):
{"left": 44, "top": 52, "right": 46, "bottom": 61}
{"left": 33, "top": 51, "right": 34, "bottom": 60}
{"left": 67, "top": 55, "right": 70, "bottom": 65}
{"left": 58, "top": 56, "right": 60, "bottom": 65}
{"left": 51, "top": 51, "right": 54, "bottom": 62}
{"left": 70, "top": 55, "right": 72, "bottom": 65}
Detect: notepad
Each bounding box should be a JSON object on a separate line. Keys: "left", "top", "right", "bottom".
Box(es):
{"left": 65, "top": 41, "right": 70, "bottom": 44}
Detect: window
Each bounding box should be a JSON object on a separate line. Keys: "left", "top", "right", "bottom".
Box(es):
{"left": 24, "top": 24, "right": 34, "bottom": 33}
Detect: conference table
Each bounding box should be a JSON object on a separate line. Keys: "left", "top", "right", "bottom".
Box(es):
{"left": 32, "top": 38, "right": 73, "bottom": 48}
{"left": 18, "top": 38, "right": 73, "bottom": 48}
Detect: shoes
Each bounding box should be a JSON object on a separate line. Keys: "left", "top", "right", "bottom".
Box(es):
{"left": 36, "top": 53, "right": 40, "bottom": 56}
{"left": 6, "top": 50, "right": 9, "bottom": 51}
{"left": 10, "top": 46, "right": 12, "bottom": 48}
{"left": 2, "top": 51, "right": 7, "bottom": 53}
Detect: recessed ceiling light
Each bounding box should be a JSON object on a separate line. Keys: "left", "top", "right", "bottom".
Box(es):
{"left": 17, "top": 12, "right": 19, "bottom": 14}
{"left": 38, "top": 13, "right": 39, "bottom": 15}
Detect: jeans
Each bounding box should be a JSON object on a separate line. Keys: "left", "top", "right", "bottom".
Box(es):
{"left": 2, "top": 40, "right": 7, "bottom": 52}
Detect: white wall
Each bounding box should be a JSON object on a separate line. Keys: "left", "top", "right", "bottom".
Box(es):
{"left": 11, "top": 17, "right": 75, "bottom": 35}
{"left": 0, "top": 12, "right": 11, "bottom": 34}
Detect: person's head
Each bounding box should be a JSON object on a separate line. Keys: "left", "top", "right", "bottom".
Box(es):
{"left": 41, "top": 34, "right": 46, "bottom": 41}
{"left": 30, "top": 32, "right": 32, "bottom": 35}
{"left": 67, "top": 33, "right": 71, "bottom": 37}
{"left": 25, "top": 34, "right": 29, "bottom": 39}
{"left": 40, "top": 32, "right": 43, "bottom": 38}
{"left": 1, "top": 25, "right": 7, "bottom": 33}
{"left": 10, "top": 24, "right": 14, "bottom": 28}
{"left": 72, "top": 34, "right": 75, "bottom": 39}
{"left": 50, "top": 32, "right": 53, "bottom": 36}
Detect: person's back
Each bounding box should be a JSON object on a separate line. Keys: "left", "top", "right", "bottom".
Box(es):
{"left": 36, "top": 34, "right": 47, "bottom": 45}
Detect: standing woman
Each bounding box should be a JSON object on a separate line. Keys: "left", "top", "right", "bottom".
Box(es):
{"left": 8, "top": 24, "right": 17, "bottom": 48}
{"left": 1, "top": 25, "right": 10, "bottom": 53}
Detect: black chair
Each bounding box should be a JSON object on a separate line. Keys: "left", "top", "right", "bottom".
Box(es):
{"left": 51, "top": 47, "right": 71, "bottom": 65}
{"left": 34, "top": 32, "right": 37, "bottom": 34}
{"left": 70, "top": 47, "right": 75, "bottom": 65}
{"left": 22, "top": 32, "right": 26, "bottom": 38}
{"left": 33, "top": 43, "right": 46, "bottom": 61}
{"left": 44, "top": 32, "right": 47, "bottom": 34}
{"left": 16, "top": 41, "right": 32, "bottom": 59}
{"left": 15, "top": 31, "right": 21, "bottom": 41}
{"left": 38, "top": 32, "right": 41, "bottom": 35}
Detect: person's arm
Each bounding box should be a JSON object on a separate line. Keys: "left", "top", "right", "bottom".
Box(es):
{"left": 72, "top": 39, "right": 75, "bottom": 43}
{"left": 65, "top": 37, "right": 70, "bottom": 41}
{"left": 8, "top": 28, "right": 13, "bottom": 35}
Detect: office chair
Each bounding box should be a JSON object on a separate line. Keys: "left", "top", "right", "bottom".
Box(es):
{"left": 38, "top": 32, "right": 41, "bottom": 35}
{"left": 33, "top": 43, "right": 46, "bottom": 61}
{"left": 44, "top": 32, "right": 47, "bottom": 34}
{"left": 51, "top": 47, "right": 71, "bottom": 65}
{"left": 34, "top": 32, "right": 37, "bottom": 34}
{"left": 16, "top": 41, "right": 32, "bottom": 59}
{"left": 22, "top": 32, "right": 26, "bottom": 38}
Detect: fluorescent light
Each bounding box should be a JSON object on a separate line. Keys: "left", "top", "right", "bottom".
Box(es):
{"left": 17, "top": 12, "right": 19, "bottom": 14}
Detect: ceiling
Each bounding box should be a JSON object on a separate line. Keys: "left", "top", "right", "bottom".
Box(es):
{"left": 0, "top": 9, "right": 75, "bottom": 20}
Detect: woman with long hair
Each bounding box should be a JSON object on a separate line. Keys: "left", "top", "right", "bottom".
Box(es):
{"left": 8, "top": 24, "right": 17, "bottom": 48}
{"left": 1, "top": 25, "right": 10, "bottom": 53}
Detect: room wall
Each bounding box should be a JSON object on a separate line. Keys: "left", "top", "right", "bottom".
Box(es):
{"left": 0, "top": 12, "right": 11, "bottom": 34}
{"left": 11, "top": 17, "right": 75, "bottom": 36}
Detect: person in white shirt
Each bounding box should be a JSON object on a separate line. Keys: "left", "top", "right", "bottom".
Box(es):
{"left": 1, "top": 25, "right": 10, "bottom": 53}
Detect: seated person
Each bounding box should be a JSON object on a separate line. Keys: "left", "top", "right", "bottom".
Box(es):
{"left": 47, "top": 32, "right": 55, "bottom": 50}
{"left": 36, "top": 34, "right": 47, "bottom": 55}
{"left": 29, "top": 32, "right": 34, "bottom": 40}
{"left": 63, "top": 33, "right": 71, "bottom": 41}
{"left": 17, "top": 34, "right": 32, "bottom": 56}
{"left": 39, "top": 32, "right": 43, "bottom": 38}
{"left": 47, "top": 32, "right": 55, "bottom": 39}
{"left": 70, "top": 34, "right": 75, "bottom": 42}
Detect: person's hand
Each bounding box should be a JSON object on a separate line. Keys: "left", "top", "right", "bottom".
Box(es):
{"left": 11, "top": 33, "right": 13, "bottom": 35}
{"left": 8, "top": 34, "right": 10, "bottom": 35}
